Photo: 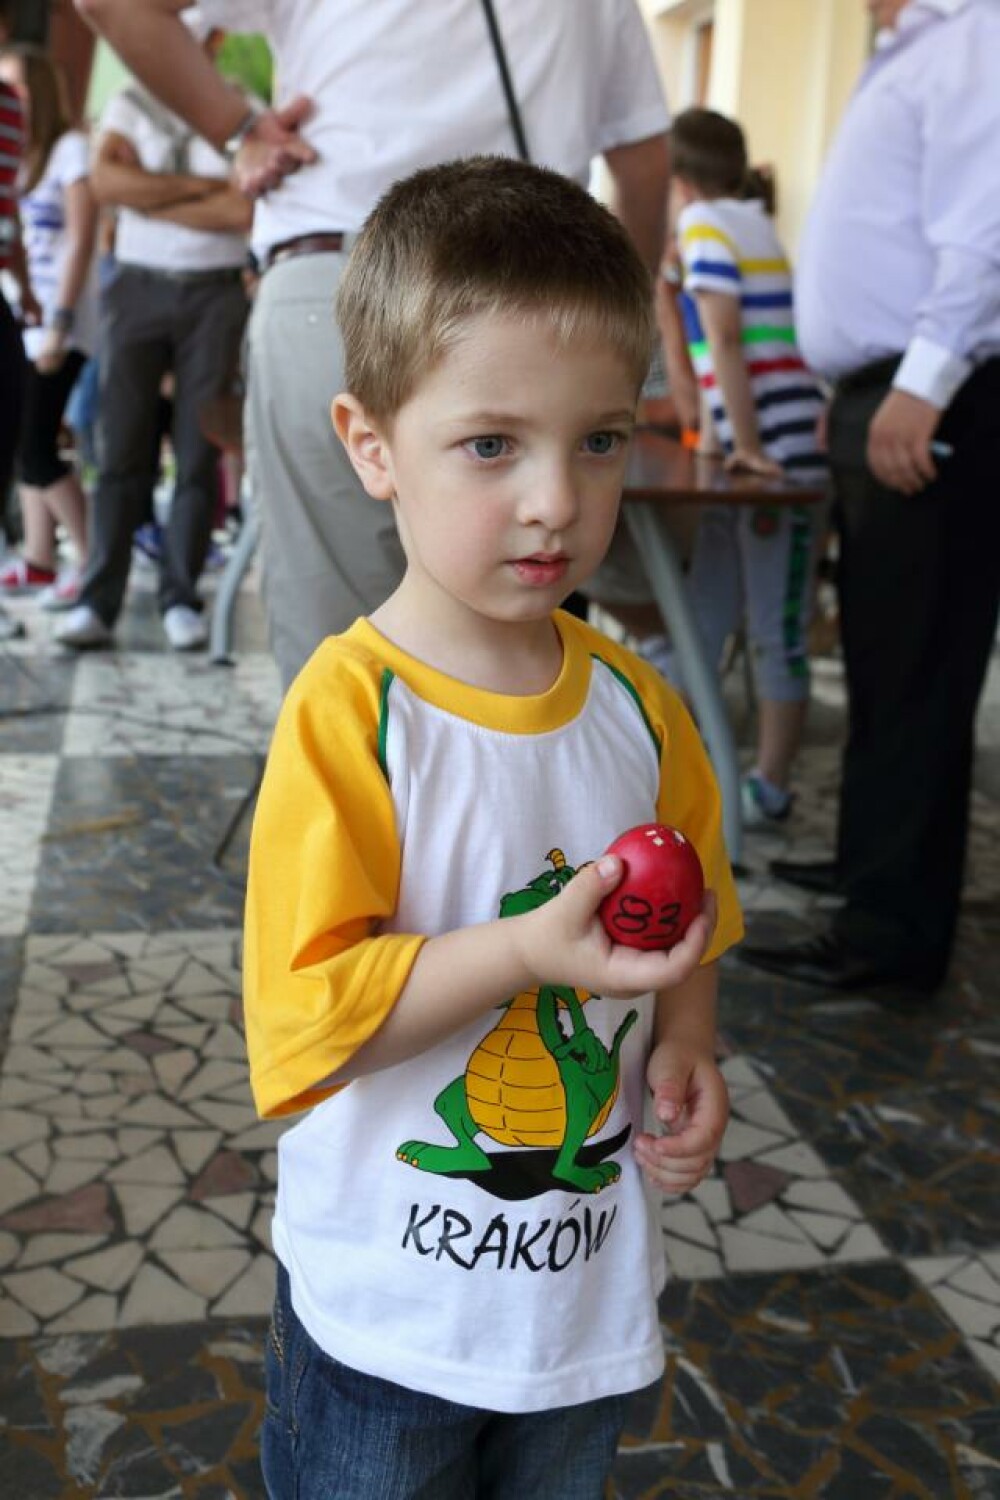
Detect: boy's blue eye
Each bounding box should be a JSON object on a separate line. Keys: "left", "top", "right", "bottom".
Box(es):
{"left": 586, "top": 431, "right": 620, "bottom": 456}
{"left": 468, "top": 436, "right": 507, "bottom": 460}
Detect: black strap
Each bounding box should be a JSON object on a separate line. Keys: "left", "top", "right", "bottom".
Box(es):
{"left": 480, "top": 0, "right": 530, "bottom": 162}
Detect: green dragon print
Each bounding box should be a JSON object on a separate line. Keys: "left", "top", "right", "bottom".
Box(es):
{"left": 397, "top": 849, "right": 638, "bottom": 1198}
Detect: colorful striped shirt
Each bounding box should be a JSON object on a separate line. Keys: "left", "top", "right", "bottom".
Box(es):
{"left": 0, "top": 81, "right": 24, "bottom": 272}
{"left": 678, "top": 197, "right": 826, "bottom": 483}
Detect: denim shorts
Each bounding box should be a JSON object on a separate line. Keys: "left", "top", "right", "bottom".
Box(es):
{"left": 262, "top": 1263, "right": 630, "bottom": 1499}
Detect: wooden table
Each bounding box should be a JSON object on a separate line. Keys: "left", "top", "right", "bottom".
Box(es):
{"left": 621, "top": 429, "right": 827, "bottom": 865}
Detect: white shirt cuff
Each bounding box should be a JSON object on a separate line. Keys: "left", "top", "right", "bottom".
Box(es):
{"left": 893, "top": 336, "right": 972, "bottom": 409}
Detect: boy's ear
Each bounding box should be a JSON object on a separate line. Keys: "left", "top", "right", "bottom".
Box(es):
{"left": 331, "top": 394, "right": 395, "bottom": 501}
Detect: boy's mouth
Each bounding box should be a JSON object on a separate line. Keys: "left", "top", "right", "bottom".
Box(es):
{"left": 510, "top": 553, "right": 569, "bottom": 586}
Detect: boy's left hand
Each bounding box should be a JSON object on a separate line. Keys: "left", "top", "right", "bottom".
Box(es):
{"left": 633, "top": 1046, "right": 729, "bottom": 1195}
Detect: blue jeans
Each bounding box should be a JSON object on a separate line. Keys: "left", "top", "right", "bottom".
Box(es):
{"left": 262, "top": 1264, "right": 629, "bottom": 1499}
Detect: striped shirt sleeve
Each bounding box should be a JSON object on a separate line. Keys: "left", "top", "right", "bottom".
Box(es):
{"left": 679, "top": 208, "right": 741, "bottom": 298}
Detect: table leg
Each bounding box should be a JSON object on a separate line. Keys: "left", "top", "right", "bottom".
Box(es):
{"left": 622, "top": 502, "right": 744, "bottom": 866}
{"left": 209, "top": 504, "right": 260, "bottom": 665}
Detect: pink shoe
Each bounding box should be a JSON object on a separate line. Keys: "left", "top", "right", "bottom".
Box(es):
{"left": 0, "top": 556, "right": 57, "bottom": 594}
{"left": 37, "top": 567, "right": 83, "bottom": 612}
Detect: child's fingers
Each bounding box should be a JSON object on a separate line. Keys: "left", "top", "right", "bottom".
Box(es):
{"left": 604, "top": 893, "right": 717, "bottom": 995}
{"left": 641, "top": 1159, "right": 714, "bottom": 1195}
{"left": 635, "top": 1123, "right": 719, "bottom": 1163}
{"left": 634, "top": 1137, "right": 716, "bottom": 1194}
{"left": 561, "top": 854, "right": 622, "bottom": 923}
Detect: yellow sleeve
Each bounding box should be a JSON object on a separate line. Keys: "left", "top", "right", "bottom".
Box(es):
{"left": 243, "top": 643, "right": 426, "bottom": 1119}
{"left": 584, "top": 626, "right": 744, "bottom": 962}
{"left": 651, "top": 684, "right": 744, "bottom": 963}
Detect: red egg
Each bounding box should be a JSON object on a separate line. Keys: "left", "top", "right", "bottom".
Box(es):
{"left": 598, "top": 823, "right": 705, "bottom": 951}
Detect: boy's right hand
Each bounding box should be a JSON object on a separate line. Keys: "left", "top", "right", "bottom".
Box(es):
{"left": 512, "top": 856, "right": 716, "bottom": 999}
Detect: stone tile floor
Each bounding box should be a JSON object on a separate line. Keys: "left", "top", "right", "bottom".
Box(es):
{"left": 0, "top": 565, "right": 998, "bottom": 1498}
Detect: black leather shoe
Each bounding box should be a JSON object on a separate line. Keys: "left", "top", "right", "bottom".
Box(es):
{"left": 769, "top": 857, "right": 840, "bottom": 895}
{"left": 737, "top": 929, "right": 936, "bottom": 994}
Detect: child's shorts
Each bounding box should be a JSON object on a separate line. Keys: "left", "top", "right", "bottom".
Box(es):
{"left": 262, "top": 1262, "right": 631, "bottom": 1499}
{"left": 686, "top": 499, "right": 828, "bottom": 702}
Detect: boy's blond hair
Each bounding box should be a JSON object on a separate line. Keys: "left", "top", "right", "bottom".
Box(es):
{"left": 337, "top": 155, "right": 655, "bottom": 421}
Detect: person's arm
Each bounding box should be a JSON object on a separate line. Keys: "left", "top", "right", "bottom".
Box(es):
{"left": 603, "top": 133, "right": 671, "bottom": 274}
{"left": 327, "top": 861, "right": 715, "bottom": 1089}
{"left": 627, "top": 666, "right": 740, "bottom": 1194}
{"left": 656, "top": 268, "right": 700, "bottom": 432}
{"left": 145, "top": 178, "right": 253, "bottom": 233}
{"left": 74, "top": 0, "right": 317, "bottom": 197}
{"left": 867, "top": 15, "right": 1000, "bottom": 494}
{"left": 633, "top": 961, "right": 728, "bottom": 1194}
{"left": 696, "top": 288, "right": 782, "bottom": 477}
{"left": 6, "top": 232, "right": 41, "bottom": 326}
{"left": 91, "top": 128, "right": 221, "bottom": 212}
{"left": 34, "top": 173, "right": 98, "bottom": 373}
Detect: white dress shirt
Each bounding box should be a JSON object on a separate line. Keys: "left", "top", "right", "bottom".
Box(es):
{"left": 196, "top": 0, "right": 669, "bottom": 259}
{"left": 99, "top": 90, "right": 248, "bottom": 272}
{"left": 795, "top": 0, "right": 1000, "bottom": 408}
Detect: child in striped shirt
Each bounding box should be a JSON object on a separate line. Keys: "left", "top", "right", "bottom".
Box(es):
{"left": 671, "top": 107, "right": 828, "bottom": 826}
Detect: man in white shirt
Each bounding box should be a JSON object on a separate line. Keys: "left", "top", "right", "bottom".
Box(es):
{"left": 73, "top": 0, "right": 671, "bottom": 687}
{"left": 741, "top": 0, "right": 1000, "bottom": 995}
{"left": 57, "top": 9, "right": 252, "bottom": 652}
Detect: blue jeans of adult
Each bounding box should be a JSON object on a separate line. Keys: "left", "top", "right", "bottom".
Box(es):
{"left": 262, "top": 1264, "right": 629, "bottom": 1499}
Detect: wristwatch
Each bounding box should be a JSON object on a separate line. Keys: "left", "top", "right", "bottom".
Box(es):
{"left": 49, "top": 306, "right": 74, "bottom": 334}
{"left": 222, "top": 105, "right": 263, "bottom": 163}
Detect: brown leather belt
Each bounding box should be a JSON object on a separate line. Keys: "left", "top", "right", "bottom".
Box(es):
{"left": 265, "top": 232, "right": 347, "bottom": 270}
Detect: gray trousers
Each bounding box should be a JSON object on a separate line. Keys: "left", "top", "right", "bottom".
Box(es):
{"left": 244, "top": 252, "right": 406, "bottom": 689}
{"left": 81, "top": 264, "right": 248, "bottom": 624}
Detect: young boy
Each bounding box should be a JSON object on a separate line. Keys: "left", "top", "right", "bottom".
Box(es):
{"left": 670, "top": 107, "right": 828, "bottom": 826}
{"left": 244, "top": 156, "right": 743, "bottom": 1500}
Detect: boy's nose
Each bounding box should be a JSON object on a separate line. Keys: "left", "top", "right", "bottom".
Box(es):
{"left": 524, "top": 463, "right": 579, "bottom": 532}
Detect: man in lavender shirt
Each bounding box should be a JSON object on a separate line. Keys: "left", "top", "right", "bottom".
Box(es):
{"left": 741, "top": 0, "right": 1000, "bottom": 995}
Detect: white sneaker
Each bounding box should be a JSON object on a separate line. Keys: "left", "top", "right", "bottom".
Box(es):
{"left": 162, "top": 603, "right": 208, "bottom": 651}
{"left": 37, "top": 567, "right": 82, "bottom": 612}
{"left": 54, "top": 603, "right": 113, "bottom": 649}
{"left": 740, "top": 771, "right": 793, "bottom": 829}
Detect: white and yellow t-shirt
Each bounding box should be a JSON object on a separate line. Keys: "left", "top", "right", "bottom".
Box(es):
{"left": 245, "top": 611, "right": 742, "bottom": 1413}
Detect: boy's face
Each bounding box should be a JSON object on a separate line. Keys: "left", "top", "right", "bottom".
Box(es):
{"left": 336, "top": 311, "right": 639, "bottom": 637}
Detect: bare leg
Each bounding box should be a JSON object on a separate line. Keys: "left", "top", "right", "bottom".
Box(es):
{"left": 18, "top": 485, "right": 58, "bottom": 570}
{"left": 755, "top": 698, "right": 809, "bottom": 792}
{"left": 40, "top": 471, "right": 88, "bottom": 563}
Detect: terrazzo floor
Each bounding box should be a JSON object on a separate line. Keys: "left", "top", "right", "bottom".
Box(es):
{"left": 0, "top": 560, "right": 998, "bottom": 1498}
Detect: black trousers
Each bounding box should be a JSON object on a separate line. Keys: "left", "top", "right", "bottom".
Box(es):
{"left": 829, "top": 358, "right": 1000, "bottom": 982}
{"left": 81, "top": 264, "right": 248, "bottom": 623}
{"left": 17, "top": 348, "right": 85, "bottom": 487}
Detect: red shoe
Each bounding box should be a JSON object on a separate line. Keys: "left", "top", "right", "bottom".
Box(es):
{"left": 0, "top": 556, "right": 57, "bottom": 594}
